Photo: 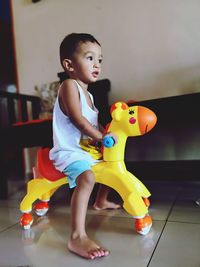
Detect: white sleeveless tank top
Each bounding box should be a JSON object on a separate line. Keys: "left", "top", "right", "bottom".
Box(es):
{"left": 49, "top": 80, "right": 100, "bottom": 172}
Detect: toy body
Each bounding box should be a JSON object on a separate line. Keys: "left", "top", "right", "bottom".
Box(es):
{"left": 20, "top": 102, "right": 157, "bottom": 235}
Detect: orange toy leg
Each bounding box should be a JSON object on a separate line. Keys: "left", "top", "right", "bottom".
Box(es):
{"left": 135, "top": 215, "right": 152, "bottom": 235}
{"left": 34, "top": 201, "right": 49, "bottom": 216}
{"left": 20, "top": 213, "right": 33, "bottom": 230}
{"left": 143, "top": 197, "right": 150, "bottom": 207}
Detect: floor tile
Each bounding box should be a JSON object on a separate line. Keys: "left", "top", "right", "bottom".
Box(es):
{"left": 0, "top": 181, "right": 26, "bottom": 209}
{"left": 0, "top": 206, "right": 20, "bottom": 232}
{"left": 148, "top": 200, "right": 174, "bottom": 221}
{"left": 149, "top": 222, "right": 200, "bottom": 267}
{"left": 168, "top": 200, "right": 200, "bottom": 223}
{"left": 0, "top": 206, "right": 164, "bottom": 267}
{"left": 1, "top": 179, "right": 199, "bottom": 267}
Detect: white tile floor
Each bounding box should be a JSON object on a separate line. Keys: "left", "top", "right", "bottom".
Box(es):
{"left": 0, "top": 179, "right": 200, "bottom": 267}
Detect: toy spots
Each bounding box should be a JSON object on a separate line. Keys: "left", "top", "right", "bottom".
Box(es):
{"left": 129, "top": 117, "right": 136, "bottom": 124}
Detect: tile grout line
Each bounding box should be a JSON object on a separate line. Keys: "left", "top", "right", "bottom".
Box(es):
{"left": 146, "top": 192, "right": 181, "bottom": 267}
{"left": 0, "top": 222, "right": 19, "bottom": 234}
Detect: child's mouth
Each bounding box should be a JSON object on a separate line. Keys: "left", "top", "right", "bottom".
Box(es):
{"left": 92, "top": 71, "right": 99, "bottom": 78}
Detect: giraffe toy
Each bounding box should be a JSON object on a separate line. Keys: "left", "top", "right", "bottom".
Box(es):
{"left": 20, "top": 101, "right": 157, "bottom": 235}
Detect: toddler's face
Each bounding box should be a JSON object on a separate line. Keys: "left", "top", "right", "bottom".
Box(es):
{"left": 71, "top": 41, "right": 102, "bottom": 84}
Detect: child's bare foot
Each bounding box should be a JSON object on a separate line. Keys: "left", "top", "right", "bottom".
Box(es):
{"left": 68, "top": 235, "right": 109, "bottom": 260}
{"left": 93, "top": 200, "right": 121, "bottom": 210}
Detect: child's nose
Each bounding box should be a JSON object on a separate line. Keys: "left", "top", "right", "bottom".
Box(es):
{"left": 94, "top": 60, "right": 100, "bottom": 68}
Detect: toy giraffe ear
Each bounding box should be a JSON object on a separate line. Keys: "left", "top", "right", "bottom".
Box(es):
{"left": 110, "top": 102, "right": 128, "bottom": 121}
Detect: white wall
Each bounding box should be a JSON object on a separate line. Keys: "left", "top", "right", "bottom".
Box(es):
{"left": 12, "top": 0, "right": 200, "bottom": 103}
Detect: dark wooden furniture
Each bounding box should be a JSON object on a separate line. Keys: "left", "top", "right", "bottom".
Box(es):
{"left": 0, "top": 90, "right": 41, "bottom": 127}
{"left": 0, "top": 90, "right": 42, "bottom": 199}
{"left": 125, "top": 92, "right": 200, "bottom": 181}
{"left": 88, "top": 79, "right": 111, "bottom": 126}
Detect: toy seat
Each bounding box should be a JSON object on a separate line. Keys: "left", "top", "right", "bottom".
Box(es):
{"left": 37, "top": 147, "right": 64, "bottom": 181}
{"left": 20, "top": 148, "right": 68, "bottom": 216}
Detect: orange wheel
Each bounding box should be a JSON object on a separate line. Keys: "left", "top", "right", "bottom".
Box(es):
{"left": 20, "top": 213, "right": 33, "bottom": 230}
{"left": 135, "top": 215, "right": 152, "bottom": 235}
{"left": 34, "top": 201, "right": 49, "bottom": 216}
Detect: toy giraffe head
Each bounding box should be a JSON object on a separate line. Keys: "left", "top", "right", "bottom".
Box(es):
{"left": 103, "top": 102, "right": 157, "bottom": 161}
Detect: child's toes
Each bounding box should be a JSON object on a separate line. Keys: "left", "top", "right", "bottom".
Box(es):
{"left": 89, "top": 249, "right": 100, "bottom": 259}
{"left": 99, "top": 247, "right": 110, "bottom": 257}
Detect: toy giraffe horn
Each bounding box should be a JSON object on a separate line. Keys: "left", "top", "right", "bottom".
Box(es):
{"left": 110, "top": 102, "right": 128, "bottom": 121}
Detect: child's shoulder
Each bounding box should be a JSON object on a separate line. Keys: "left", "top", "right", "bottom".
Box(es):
{"left": 60, "top": 79, "right": 77, "bottom": 93}
{"left": 59, "top": 79, "right": 79, "bottom": 99}
{"left": 61, "top": 78, "right": 76, "bottom": 88}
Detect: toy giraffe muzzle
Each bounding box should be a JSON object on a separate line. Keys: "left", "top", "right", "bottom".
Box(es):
{"left": 138, "top": 106, "right": 157, "bottom": 134}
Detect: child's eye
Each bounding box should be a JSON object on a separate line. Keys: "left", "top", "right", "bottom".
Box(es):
{"left": 87, "top": 56, "right": 93, "bottom": 61}
{"left": 99, "top": 58, "right": 103, "bottom": 64}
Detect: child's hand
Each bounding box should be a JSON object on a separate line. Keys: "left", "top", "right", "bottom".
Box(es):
{"left": 88, "top": 138, "right": 97, "bottom": 147}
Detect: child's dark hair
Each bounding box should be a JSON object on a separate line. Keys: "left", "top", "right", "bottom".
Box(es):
{"left": 60, "top": 33, "right": 101, "bottom": 68}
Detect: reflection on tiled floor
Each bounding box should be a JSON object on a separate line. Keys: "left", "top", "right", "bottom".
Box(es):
{"left": 0, "top": 180, "right": 200, "bottom": 267}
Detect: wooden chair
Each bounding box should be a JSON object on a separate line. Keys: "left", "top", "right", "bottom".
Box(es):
{"left": 0, "top": 90, "right": 42, "bottom": 199}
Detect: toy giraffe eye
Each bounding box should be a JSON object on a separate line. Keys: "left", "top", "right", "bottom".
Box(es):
{"left": 129, "top": 110, "right": 134, "bottom": 115}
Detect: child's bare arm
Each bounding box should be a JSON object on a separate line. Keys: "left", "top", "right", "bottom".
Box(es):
{"left": 59, "top": 79, "right": 103, "bottom": 141}
{"left": 98, "top": 123, "right": 118, "bottom": 144}
{"left": 98, "top": 123, "right": 105, "bottom": 133}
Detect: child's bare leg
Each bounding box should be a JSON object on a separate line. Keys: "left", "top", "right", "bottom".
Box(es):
{"left": 93, "top": 184, "right": 121, "bottom": 210}
{"left": 67, "top": 170, "right": 109, "bottom": 259}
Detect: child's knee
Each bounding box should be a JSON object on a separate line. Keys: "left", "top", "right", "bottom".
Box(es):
{"left": 79, "top": 170, "right": 95, "bottom": 186}
{"left": 63, "top": 160, "right": 92, "bottom": 188}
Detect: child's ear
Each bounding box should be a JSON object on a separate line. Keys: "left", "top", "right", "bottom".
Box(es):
{"left": 62, "top": 59, "right": 74, "bottom": 72}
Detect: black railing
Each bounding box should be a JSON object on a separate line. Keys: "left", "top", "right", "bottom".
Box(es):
{"left": 0, "top": 91, "right": 41, "bottom": 127}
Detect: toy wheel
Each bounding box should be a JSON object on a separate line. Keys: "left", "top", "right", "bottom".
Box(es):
{"left": 20, "top": 213, "right": 33, "bottom": 230}
{"left": 34, "top": 201, "right": 49, "bottom": 216}
{"left": 135, "top": 215, "right": 152, "bottom": 235}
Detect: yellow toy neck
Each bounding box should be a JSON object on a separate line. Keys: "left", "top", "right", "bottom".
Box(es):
{"left": 103, "top": 122, "right": 128, "bottom": 162}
